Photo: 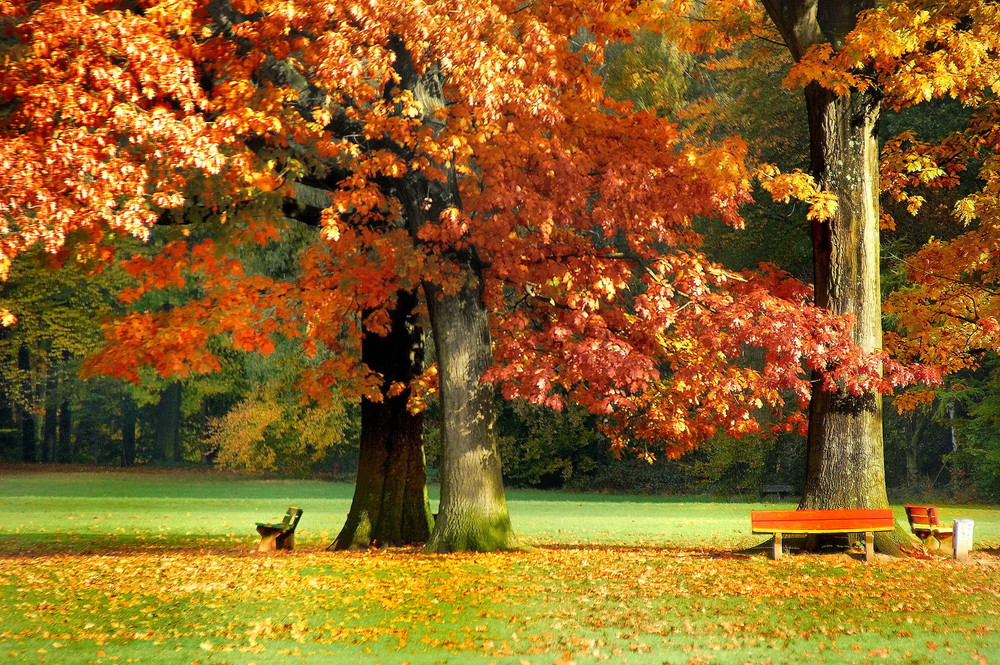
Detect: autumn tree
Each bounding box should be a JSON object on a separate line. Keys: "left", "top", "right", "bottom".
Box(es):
{"left": 1, "top": 0, "right": 913, "bottom": 553}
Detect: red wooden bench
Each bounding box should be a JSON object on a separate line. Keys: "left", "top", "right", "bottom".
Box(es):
{"left": 904, "top": 504, "right": 954, "bottom": 551}
{"left": 751, "top": 508, "right": 895, "bottom": 562}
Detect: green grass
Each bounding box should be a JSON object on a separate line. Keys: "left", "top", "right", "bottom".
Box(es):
{"left": 2, "top": 468, "right": 1000, "bottom": 665}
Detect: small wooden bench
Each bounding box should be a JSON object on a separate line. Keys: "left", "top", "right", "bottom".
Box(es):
{"left": 751, "top": 508, "right": 895, "bottom": 562}
{"left": 904, "top": 505, "right": 954, "bottom": 551}
{"left": 256, "top": 507, "right": 302, "bottom": 552}
{"left": 761, "top": 484, "right": 795, "bottom": 499}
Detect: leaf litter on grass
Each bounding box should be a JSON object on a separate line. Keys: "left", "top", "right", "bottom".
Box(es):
{"left": 2, "top": 544, "right": 1000, "bottom": 664}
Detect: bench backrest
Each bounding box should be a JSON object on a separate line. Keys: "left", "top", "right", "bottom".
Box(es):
{"left": 751, "top": 508, "right": 895, "bottom": 534}
{"left": 283, "top": 507, "right": 303, "bottom": 530}
{"left": 904, "top": 504, "right": 941, "bottom": 530}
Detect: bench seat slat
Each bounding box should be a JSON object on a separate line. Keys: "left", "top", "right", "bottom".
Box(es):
{"left": 752, "top": 519, "right": 894, "bottom": 531}
{"left": 751, "top": 509, "right": 895, "bottom": 534}
{"left": 753, "top": 525, "right": 894, "bottom": 534}
{"left": 752, "top": 509, "right": 892, "bottom": 520}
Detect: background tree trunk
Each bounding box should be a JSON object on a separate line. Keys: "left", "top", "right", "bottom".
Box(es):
{"left": 42, "top": 368, "right": 58, "bottom": 463}
{"left": 905, "top": 411, "right": 929, "bottom": 490}
{"left": 0, "top": 390, "right": 13, "bottom": 459}
{"left": 423, "top": 276, "right": 517, "bottom": 553}
{"left": 58, "top": 400, "right": 72, "bottom": 463}
{"left": 331, "top": 290, "right": 434, "bottom": 549}
{"left": 152, "top": 382, "right": 182, "bottom": 464}
{"left": 18, "top": 344, "right": 36, "bottom": 463}
{"left": 121, "top": 394, "right": 137, "bottom": 467}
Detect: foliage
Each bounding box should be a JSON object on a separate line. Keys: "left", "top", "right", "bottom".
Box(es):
{"left": 203, "top": 355, "right": 357, "bottom": 476}
{"left": 0, "top": 0, "right": 916, "bottom": 466}
{"left": 496, "top": 400, "right": 608, "bottom": 488}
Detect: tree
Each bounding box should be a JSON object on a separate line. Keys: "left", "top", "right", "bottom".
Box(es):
{"left": 2, "top": 0, "right": 903, "bottom": 552}
{"left": 645, "top": 0, "right": 1000, "bottom": 551}
{"left": 758, "top": 1, "right": 896, "bottom": 547}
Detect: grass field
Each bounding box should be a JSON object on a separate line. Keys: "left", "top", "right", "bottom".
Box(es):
{"left": 2, "top": 468, "right": 999, "bottom": 665}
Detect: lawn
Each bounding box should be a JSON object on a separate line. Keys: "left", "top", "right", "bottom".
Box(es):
{"left": 1, "top": 468, "right": 999, "bottom": 665}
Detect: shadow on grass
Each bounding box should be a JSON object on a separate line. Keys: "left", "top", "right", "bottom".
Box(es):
{"left": 0, "top": 533, "right": 275, "bottom": 558}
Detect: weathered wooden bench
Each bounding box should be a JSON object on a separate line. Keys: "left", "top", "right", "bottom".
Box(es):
{"left": 256, "top": 507, "right": 302, "bottom": 552}
{"left": 904, "top": 504, "right": 954, "bottom": 551}
{"left": 751, "top": 508, "right": 895, "bottom": 562}
{"left": 761, "top": 484, "right": 795, "bottom": 499}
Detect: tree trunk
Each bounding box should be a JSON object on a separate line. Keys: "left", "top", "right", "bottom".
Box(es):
{"left": 331, "top": 290, "right": 434, "bottom": 549}
{"left": 423, "top": 277, "right": 517, "bottom": 553}
{"left": 58, "top": 400, "right": 72, "bottom": 463}
{"left": 800, "top": 81, "right": 885, "bottom": 502}
{"left": 385, "top": 35, "right": 517, "bottom": 552}
{"left": 18, "top": 344, "right": 36, "bottom": 463}
{"left": 761, "top": 0, "right": 918, "bottom": 553}
{"left": 42, "top": 369, "right": 58, "bottom": 464}
{"left": 905, "top": 411, "right": 928, "bottom": 490}
{"left": 42, "top": 401, "right": 57, "bottom": 463}
{"left": 121, "top": 394, "right": 137, "bottom": 467}
{"left": 798, "top": 83, "right": 915, "bottom": 552}
{"left": 0, "top": 389, "right": 13, "bottom": 459}
{"left": 153, "top": 381, "right": 182, "bottom": 464}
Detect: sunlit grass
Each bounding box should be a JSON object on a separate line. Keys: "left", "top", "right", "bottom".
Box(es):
{"left": 1, "top": 468, "right": 999, "bottom": 664}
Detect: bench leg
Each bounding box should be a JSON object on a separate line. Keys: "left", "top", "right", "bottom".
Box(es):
{"left": 864, "top": 531, "right": 874, "bottom": 562}
{"left": 772, "top": 532, "right": 782, "bottom": 560}
{"left": 258, "top": 531, "right": 280, "bottom": 553}
{"left": 276, "top": 532, "right": 295, "bottom": 551}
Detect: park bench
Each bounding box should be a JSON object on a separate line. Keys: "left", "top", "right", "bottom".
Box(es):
{"left": 904, "top": 504, "right": 954, "bottom": 551}
{"left": 761, "top": 484, "right": 795, "bottom": 499}
{"left": 751, "top": 508, "right": 895, "bottom": 562}
{"left": 256, "top": 507, "right": 302, "bottom": 552}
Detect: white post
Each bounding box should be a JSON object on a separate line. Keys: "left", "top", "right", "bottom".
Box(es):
{"left": 953, "top": 519, "right": 974, "bottom": 561}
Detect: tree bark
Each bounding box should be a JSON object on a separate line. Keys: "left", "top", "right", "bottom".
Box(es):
{"left": 17, "top": 344, "right": 36, "bottom": 463}
{"left": 121, "top": 394, "right": 137, "bottom": 467}
{"left": 762, "top": 0, "right": 918, "bottom": 553}
{"left": 423, "top": 276, "right": 517, "bottom": 553}
{"left": 331, "top": 290, "right": 434, "bottom": 549}
{"left": 799, "top": 82, "right": 886, "bottom": 504}
{"left": 58, "top": 400, "right": 72, "bottom": 463}
{"left": 152, "top": 381, "right": 182, "bottom": 463}
{"left": 385, "top": 35, "right": 517, "bottom": 552}
{"left": 904, "top": 411, "right": 928, "bottom": 490}
{"left": 42, "top": 401, "right": 57, "bottom": 463}
{"left": 42, "top": 368, "right": 58, "bottom": 463}
{"left": 0, "top": 388, "right": 13, "bottom": 459}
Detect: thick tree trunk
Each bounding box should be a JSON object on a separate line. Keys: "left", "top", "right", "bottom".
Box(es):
{"left": 423, "top": 277, "right": 517, "bottom": 553}
{"left": 799, "top": 83, "right": 915, "bottom": 552}
{"left": 761, "top": 0, "right": 918, "bottom": 554}
{"left": 152, "top": 381, "right": 182, "bottom": 463}
{"left": 331, "top": 290, "right": 434, "bottom": 549}
{"left": 801, "top": 82, "right": 885, "bottom": 507}
{"left": 384, "top": 35, "right": 517, "bottom": 552}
